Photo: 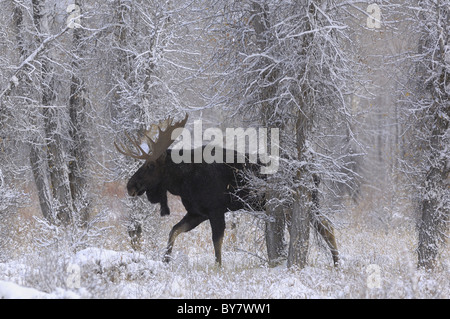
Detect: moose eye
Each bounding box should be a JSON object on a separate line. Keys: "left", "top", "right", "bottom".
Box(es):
{"left": 146, "top": 163, "right": 155, "bottom": 171}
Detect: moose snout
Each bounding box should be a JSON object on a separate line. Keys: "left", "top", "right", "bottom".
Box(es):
{"left": 127, "top": 180, "right": 143, "bottom": 197}
{"left": 128, "top": 187, "right": 138, "bottom": 197}
{"left": 127, "top": 181, "right": 147, "bottom": 197}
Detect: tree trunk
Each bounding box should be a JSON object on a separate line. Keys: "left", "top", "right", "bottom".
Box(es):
{"left": 416, "top": 1, "right": 449, "bottom": 269}
{"left": 68, "top": 1, "right": 90, "bottom": 226}
{"left": 265, "top": 187, "right": 286, "bottom": 266}
{"left": 111, "top": 0, "right": 144, "bottom": 248}
{"left": 32, "top": 0, "right": 74, "bottom": 225}
{"left": 285, "top": 0, "right": 320, "bottom": 269}
{"left": 418, "top": 174, "right": 441, "bottom": 270}
{"left": 287, "top": 184, "right": 311, "bottom": 269}
{"left": 10, "top": 2, "right": 53, "bottom": 223}
{"left": 30, "top": 145, "right": 54, "bottom": 223}
{"left": 249, "top": 2, "right": 288, "bottom": 265}
{"left": 417, "top": 113, "right": 449, "bottom": 269}
{"left": 287, "top": 107, "right": 312, "bottom": 269}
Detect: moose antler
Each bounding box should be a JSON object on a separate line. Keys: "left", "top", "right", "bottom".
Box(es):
{"left": 114, "top": 114, "right": 188, "bottom": 162}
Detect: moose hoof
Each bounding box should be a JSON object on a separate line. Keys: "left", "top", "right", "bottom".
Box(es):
{"left": 160, "top": 206, "right": 170, "bottom": 216}
{"left": 163, "top": 255, "right": 172, "bottom": 263}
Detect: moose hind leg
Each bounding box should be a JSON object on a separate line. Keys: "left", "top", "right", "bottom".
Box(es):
{"left": 315, "top": 218, "right": 339, "bottom": 266}
{"left": 164, "top": 214, "right": 206, "bottom": 262}
{"left": 209, "top": 214, "right": 225, "bottom": 266}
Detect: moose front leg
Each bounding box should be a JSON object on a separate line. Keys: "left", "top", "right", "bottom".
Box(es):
{"left": 164, "top": 213, "right": 207, "bottom": 262}
{"left": 146, "top": 189, "right": 170, "bottom": 216}
{"left": 159, "top": 192, "right": 170, "bottom": 216}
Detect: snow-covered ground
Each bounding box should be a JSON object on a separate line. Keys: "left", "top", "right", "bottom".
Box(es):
{"left": 0, "top": 243, "right": 448, "bottom": 299}
{"left": 0, "top": 209, "right": 448, "bottom": 299}
{"left": 0, "top": 193, "right": 448, "bottom": 299}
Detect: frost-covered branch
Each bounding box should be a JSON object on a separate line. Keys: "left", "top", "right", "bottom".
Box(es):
{"left": 0, "top": 25, "right": 70, "bottom": 100}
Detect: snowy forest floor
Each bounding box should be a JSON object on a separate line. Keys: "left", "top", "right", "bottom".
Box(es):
{"left": 0, "top": 189, "right": 448, "bottom": 299}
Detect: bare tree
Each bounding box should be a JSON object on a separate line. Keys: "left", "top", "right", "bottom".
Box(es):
{"left": 206, "top": 0, "right": 353, "bottom": 268}
{"left": 99, "top": 0, "right": 206, "bottom": 248}
{"left": 67, "top": 0, "right": 90, "bottom": 226}
{"left": 400, "top": 0, "right": 449, "bottom": 270}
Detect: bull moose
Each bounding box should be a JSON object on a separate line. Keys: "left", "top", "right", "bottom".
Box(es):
{"left": 115, "top": 115, "right": 339, "bottom": 266}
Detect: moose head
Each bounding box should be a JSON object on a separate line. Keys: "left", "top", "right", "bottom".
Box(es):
{"left": 114, "top": 114, "right": 189, "bottom": 215}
